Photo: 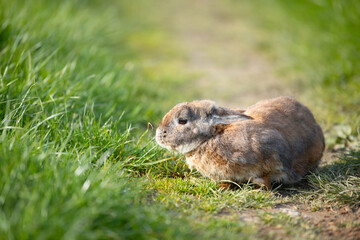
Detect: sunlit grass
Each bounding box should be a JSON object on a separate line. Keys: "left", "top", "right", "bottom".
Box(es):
{"left": 0, "top": 0, "right": 199, "bottom": 239}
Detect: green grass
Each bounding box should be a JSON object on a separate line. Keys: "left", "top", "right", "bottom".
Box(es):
{"left": 1, "top": 0, "right": 360, "bottom": 239}
{"left": 0, "top": 136, "right": 191, "bottom": 239}
{"left": 0, "top": 0, "right": 202, "bottom": 239}
{"left": 144, "top": 177, "right": 280, "bottom": 213}
{"left": 304, "top": 151, "right": 360, "bottom": 207}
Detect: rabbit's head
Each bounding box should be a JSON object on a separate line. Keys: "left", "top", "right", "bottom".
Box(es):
{"left": 156, "top": 100, "right": 252, "bottom": 154}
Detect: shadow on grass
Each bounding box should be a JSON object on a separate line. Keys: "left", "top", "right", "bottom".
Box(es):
{"left": 275, "top": 149, "right": 360, "bottom": 207}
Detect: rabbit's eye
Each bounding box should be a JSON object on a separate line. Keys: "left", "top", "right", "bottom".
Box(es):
{"left": 178, "top": 118, "right": 188, "bottom": 125}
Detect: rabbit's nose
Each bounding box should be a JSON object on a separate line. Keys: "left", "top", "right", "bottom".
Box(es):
{"left": 157, "top": 128, "right": 167, "bottom": 139}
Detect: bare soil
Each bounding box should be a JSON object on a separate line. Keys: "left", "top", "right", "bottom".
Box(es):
{"left": 272, "top": 203, "right": 360, "bottom": 240}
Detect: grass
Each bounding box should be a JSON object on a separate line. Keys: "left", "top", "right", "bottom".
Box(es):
{"left": 144, "top": 177, "right": 280, "bottom": 213}
{"left": 0, "top": 136, "right": 191, "bottom": 239}
{"left": 305, "top": 151, "right": 360, "bottom": 207}
{"left": 0, "top": 0, "right": 359, "bottom": 239}
{"left": 0, "top": 0, "right": 202, "bottom": 239}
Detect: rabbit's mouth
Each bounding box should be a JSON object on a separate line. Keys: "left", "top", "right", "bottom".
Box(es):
{"left": 156, "top": 139, "right": 173, "bottom": 151}
{"left": 175, "top": 142, "right": 201, "bottom": 154}
{"left": 155, "top": 127, "right": 200, "bottom": 154}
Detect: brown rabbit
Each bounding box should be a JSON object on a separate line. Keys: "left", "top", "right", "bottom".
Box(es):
{"left": 156, "top": 96, "right": 325, "bottom": 189}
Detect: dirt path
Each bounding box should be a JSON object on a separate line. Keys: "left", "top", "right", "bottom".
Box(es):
{"left": 166, "top": 0, "right": 295, "bottom": 108}
{"left": 162, "top": 1, "right": 359, "bottom": 239}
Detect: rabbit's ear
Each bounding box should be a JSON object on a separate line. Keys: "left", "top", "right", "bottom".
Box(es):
{"left": 210, "top": 106, "right": 252, "bottom": 126}
{"left": 212, "top": 114, "right": 252, "bottom": 125}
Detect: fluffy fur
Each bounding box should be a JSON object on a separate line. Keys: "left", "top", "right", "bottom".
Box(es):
{"left": 156, "top": 97, "right": 325, "bottom": 189}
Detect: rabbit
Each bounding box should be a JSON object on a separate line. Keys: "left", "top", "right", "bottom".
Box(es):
{"left": 156, "top": 96, "right": 325, "bottom": 189}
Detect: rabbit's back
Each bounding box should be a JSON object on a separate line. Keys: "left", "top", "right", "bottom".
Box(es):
{"left": 244, "top": 96, "right": 325, "bottom": 179}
